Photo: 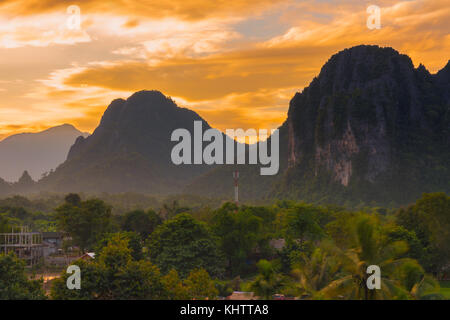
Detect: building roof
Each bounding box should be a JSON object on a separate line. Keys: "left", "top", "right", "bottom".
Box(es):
{"left": 79, "top": 252, "right": 96, "bottom": 260}
{"left": 269, "top": 238, "right": 286, "bottom": 250}
{"left": 226, "top": 291, "right": 256, "bottom": 300}
{"left": 42, "top": 232, "right": 64, "bottom": 239}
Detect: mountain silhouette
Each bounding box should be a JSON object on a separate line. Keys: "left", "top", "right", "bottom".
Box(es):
{"left": 39, "top": 91, "right": 215, "bottom": 194}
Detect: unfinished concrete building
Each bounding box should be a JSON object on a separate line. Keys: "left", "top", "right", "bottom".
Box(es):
{"left": 0, "top": 226, "right": 44, "bottom": 267}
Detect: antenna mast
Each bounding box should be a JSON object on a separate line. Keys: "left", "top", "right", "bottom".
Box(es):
{"left": 233, "top": 170, "right": 239, "bottom": 206}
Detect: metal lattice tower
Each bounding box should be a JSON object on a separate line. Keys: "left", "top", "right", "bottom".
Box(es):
{"left": 233, "top": 170, "right": 239, "bottom": 206}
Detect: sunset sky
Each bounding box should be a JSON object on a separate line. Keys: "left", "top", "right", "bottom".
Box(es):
{"left": 0, "top": 0, "right": 449, "bottom": 139}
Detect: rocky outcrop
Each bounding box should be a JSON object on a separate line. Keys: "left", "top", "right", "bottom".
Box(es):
{"left": 276, "top": 45, "right": 450, "bottom": 205}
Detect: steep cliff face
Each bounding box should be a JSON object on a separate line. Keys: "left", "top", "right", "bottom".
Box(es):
{"left": 278, "top": 45, "right": 449, "bottom": 205}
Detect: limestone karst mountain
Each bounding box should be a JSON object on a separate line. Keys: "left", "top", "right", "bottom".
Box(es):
{"left": 2, "top": 46, "right": 448, "bottom": 206}
{"left": 272, "top": 45, "right": 450, "bottom": 205}
{"left": 38, "top": 91, "right": 216, "bottom": 194}
{"left": 186, "top": 46, "right": 450, "bottom": 205}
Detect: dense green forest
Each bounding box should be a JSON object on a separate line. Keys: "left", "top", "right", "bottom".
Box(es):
{"left": 0, "top": 192, "right": 449, "bottom": 300}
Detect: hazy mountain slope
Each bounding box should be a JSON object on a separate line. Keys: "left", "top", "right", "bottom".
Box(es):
{"left": 36, "top": 90, "right": 281, "bottom": 197}
{"left": 0, "top": 177, "right": 10, "bottom": 195}
{"left": 184, "top": 122, "right": 289, "bottom": 201}
{"left": 0, "top": 124, "right": 89, "bottom": 182}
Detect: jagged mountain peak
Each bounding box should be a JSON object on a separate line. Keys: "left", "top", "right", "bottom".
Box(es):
{"left": 126, "top": 90, "right": 175, "bottom": 105}
{"left": 97, "top": 90, "right": 204, "bottom": 131}
{"left": 103, "top": 90, "right": 177, "bottom": 116}
{"left": 280, "top": 45, "right": 449, "bottom": 205}
{"left": 18, "top": 170, "right": 34, "bottom": 184}
{"left": 416, "top": 63, "right": 430, "bottom": 75}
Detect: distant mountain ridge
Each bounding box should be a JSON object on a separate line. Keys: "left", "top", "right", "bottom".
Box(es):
{"left": 0, "top": 124, "right": 89, "bottom": 182}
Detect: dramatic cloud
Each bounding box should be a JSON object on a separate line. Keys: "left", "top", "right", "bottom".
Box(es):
{"left": 62, "top": 47, "right": 324, "bottom": 100}
{"left": 0, "top": 0, "right": 289, "bottom": 21}
{"left": 0, "top": 13, "right": 91, "bottom": 48}
{"left": 0, "top": 0, "right": 448, "bottom": 137}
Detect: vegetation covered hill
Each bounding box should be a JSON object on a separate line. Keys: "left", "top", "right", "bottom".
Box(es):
{"left": 38, "top": 91, "right": 214, "bottom": 194}
{"left": 272, "top": 45, "right": 450, "bottom": 206}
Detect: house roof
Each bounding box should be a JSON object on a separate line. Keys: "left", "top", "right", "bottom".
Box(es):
{"left": 226, "top": 291, "right": 256, "bottom": 300}
{"left": 269, "top": 238, "right": 286, "bottom": 250}
{"left": 42, "top": 232, "right": 64, "bottom": 239}
{"left": 79, "top": 252, "right": 96, "bottom": 260}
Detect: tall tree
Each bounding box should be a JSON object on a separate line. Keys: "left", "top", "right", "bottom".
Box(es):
{"left": 161, "top": 269, "right": 188, "bottom": 300}
{"left": 397, "top": 193, "right": 450, "bottom": 274}
{"left": 147, "top": 213, "right": 224, "bottom": 278}
{"left": 54, "top": 194, "right": 113, "bottom": 251}
{"left": 0, "top": 253, "right": 46, "bottom": 300}
{"left": 290, "top": 241, "right": 343, "bottom": 297}
{"left": 321, "top": 218, "right": 412, "bottom": 299}
{"left": 184, "top": 268, "right": 218, "bottom": 300}
{"left": 96, "top": 231, "right": 143, "bottom": 261}
{"left": 212, "top": 203, "right": 263, "bottom": 276}
{"left": 250, "top": 259, "right": 284, "bottom": 300}
{"left": 284, "top": 204, "right": 325, "bottom": 245}
{"left": 121, "top": 209, "right": 162, "bottom": 238}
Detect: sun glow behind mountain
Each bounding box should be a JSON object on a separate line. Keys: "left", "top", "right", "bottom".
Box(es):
{"left": 0, "top": 0, "right": 449, "bottom": 140}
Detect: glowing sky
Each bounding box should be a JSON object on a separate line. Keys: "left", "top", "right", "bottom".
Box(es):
{"left": 0, "top": 0, "right": 449, "bottom": 139}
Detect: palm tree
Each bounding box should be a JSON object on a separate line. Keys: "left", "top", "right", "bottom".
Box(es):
{"left": 291, "top": 240, "right": 343, "bottom": 298}
{"left": 320, "top": 218, "right": 410, "bottom": 300}
{"left": 397, "top": 259, "right": 443, "bottom": 299}
{"left": 410, "top": 274, "right": 443, "bottom": 299}
{"left": 250, "top": 260, "right": 284, "bottom": 299}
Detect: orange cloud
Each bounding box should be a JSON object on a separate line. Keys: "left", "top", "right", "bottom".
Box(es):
{"left": 29, "top": 0, "right": 447, "bottom": 135}
{"left": 0, "top": 0, "right": 289, "bottom": 21}
{"left": 57, "top": 0, "right": 449, "bottom": 101}
{"left": 0, "top": 0, "right": 448, "bottom": 139}
{"left": 186, "top": 88, "right": 294, "bottom": 132}
{"left": 0, "top": 13, "right": 91, "bottom": 48}
{"left": 0, "top": 123, "right": 52, "bottom": 138}
{"left": 268, "top": 0, "right": 450, "bottom": 72}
